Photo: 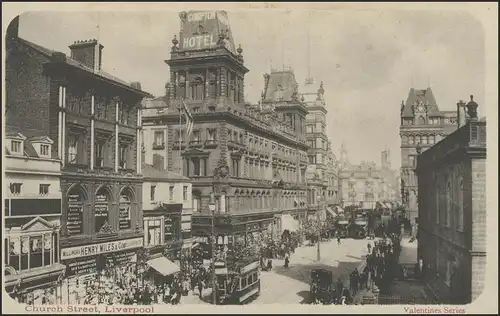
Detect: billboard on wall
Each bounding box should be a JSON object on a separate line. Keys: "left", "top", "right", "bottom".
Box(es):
{"left": 179, "top": 10, "right": 237, "bottom": 55}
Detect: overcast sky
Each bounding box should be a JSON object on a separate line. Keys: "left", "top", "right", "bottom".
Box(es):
{"left": 17, "top": 9, "right": 485, "bottom": 168}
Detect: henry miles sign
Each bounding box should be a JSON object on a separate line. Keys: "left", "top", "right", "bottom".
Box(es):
{"left": 61, "top": 237, "right": 143, "bottom": 260}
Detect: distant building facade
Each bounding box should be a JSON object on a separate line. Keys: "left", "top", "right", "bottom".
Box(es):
{"left": 5, "top": 17, "right": 150, "bottom": 303}
{"left": 416, "top": 97, "right": 486, "bottom": 304}
{"left": 4, "top": 132, "right": 64, "bottom": 304}
{"left": 141, "top": 11, "right": 310, "bottom": 246}
{"left": 339, "top": 146, "right": 399, "bottom": 209}
{"left": 399, "top": 87, "right": 458, "bottom": 222}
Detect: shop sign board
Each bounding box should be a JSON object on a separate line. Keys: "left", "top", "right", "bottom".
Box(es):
{"left": 61, "top": 237, "right": 143, "bottom": 260}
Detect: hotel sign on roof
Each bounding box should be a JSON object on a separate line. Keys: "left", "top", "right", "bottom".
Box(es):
{"left": 179, "top": 10, "right": 236, "bottom": 55}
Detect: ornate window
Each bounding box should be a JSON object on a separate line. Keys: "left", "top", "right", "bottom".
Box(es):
{"left": 417, "top": 116, "right": 426, "bottom": 125}
{"left": 67, "top": 186, "right": 85, "bottom": 235}
{"left": 95, "top": 187, "right": 111, "bottom": 233}
{"left": 119, "top": 189, "right": 133, "bottom": 230}
{"left": 191, "top": 76, "right": 205, "bottom": 101}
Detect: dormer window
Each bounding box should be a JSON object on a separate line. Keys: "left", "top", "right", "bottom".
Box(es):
{"left": 11, "top": 141, "right": 22, "bottom": 153}
{"left": 40, "top": 144, "right": 50, "bottom": 156}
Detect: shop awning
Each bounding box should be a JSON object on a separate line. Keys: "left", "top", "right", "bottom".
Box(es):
{"left": 325, "top": 207, "right": 338, "bottom": 218}
{"left": 147, "top": 257, "right": 180, "bottom": 276}
{"left": 281, "top": 214, "right": 299, "bottom": 232}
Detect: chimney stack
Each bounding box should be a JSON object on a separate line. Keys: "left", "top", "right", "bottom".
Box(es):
{"left": 6, "top": 16, "right": 19, "bottom": 41}
{"left": 131, "top": 82, "right": 142, "bottom": 91}
{"left": 68, "top": 39, "right": 103, "bottom": 72}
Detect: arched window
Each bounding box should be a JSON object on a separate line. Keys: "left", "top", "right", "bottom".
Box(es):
{"left": 119, "top": 188, "right": 134, "bottom": 230}
{"left": 95, "top": 187, "right": 111, "bottom": 233}
{"left": 402, "top": 135, "right": 408, "bottom": 144}
{"left": 67, "top": 185, "right": 86, "bottom": 236}
{"left": 417, "top": 116, "right": 426, "bottom": 125}
{"left": 191, "top": 76, "right": 205, "bottom": 101}
{"left": 192, "top": 190, "right": 201, "bottom": 212}
{"left": 429, "top": 135, "right": 435, "bottom": 145}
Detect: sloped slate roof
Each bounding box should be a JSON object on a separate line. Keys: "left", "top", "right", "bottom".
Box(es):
{"left": 18, "top": 37, "right": 150, "bottom": 96}
{"left": 263, "top": 70, "right": 299, "bottom": 102}
{"left": 402, "top": 87, "right": 441, "bottom": 117}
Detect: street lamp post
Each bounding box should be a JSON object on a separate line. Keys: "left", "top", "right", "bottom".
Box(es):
{"left": 208, "top": 195, "right": 217, "bottom": 305}
{"left": 316, "top": 195, "right": 322, "bottom": 262}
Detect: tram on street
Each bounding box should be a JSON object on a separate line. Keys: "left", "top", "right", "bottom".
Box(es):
{"left": 336, "top": 218, "right": 350, "bottom": 238}
{"left": 215, "top": 258, "right": 261, "bottom": 304}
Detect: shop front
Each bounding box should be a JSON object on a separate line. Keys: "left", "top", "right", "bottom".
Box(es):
{"left": 4, "top": 216, "right": 65, "bottom": 305}
{"left": 59, "top": 237, "right": 143, "bottom": 304}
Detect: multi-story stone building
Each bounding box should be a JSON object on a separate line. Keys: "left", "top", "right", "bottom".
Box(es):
{"left": 141, "top": 164, "right": 193, "bottom": 263}
{"left": 399, "top": 87, "right": 458, "bottom": 222}
{"left": 301, "top": 78, "right": 339, "bottom": 220}
{"left": 4, "top": 132, "right": 64, "bottom": 304}
{"left": 5, "top": 17, "right": 150, "bottom": 303}
{"left": 141, "top": 10, "right": 310, "bottom": 246}
{"left": 416, "top": 97, "right": 486, "bottom": 304}
{"left": 339, "top": 146, "right": 398, "bottom": 209}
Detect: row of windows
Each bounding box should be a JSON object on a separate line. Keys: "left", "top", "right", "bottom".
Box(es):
{"left": 66, "top": 187, "right": 134, "bottom": 235}
{"left": 8, "top": 183, "right": 50, "bottom": 195}
{"left": 67, "top": 94, "right": 133, "bottom": 126}
{"left": 5, "top": 233, "right": 58, "bottom": 273}
{"left": 307, "top": 139, "right": 329, "bottom": 151}
{"left": 67, "top": 131, "right": 133, "bottom": 169}
{"left": 402, "top": 117, "right": 441, "bottom": 126}
{"left": 306, "top": 124, "right": 326, "bottom": 134}
{"left": 150, "top": 185, "right": 189, "bottom": 202}
{"left": 402, "top": 135, "right": 438, "bottom": 146}
{"left": 10, "top": 140, "right": 50, "bottom": 157}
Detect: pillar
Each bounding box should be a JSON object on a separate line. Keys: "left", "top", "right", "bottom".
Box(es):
{"left": 205, "top": 68, "right": 210, "bottom": 98}
{"left": 58, "top": 86, "right": 63, "bottom": 162}
{"left": 220, "top": 67, "right": 226, "bottom": 97}
{"left": 115, "top": 100, "right": 119, "bottom": 172}
{"left": 136, "top": 108, "right": 142, "bottom": 174}
{"left": 90, "top": 93, "right": 95, "bottom": 170}
{"left": 62, "top": 86, "right": 67, "bottom": 166}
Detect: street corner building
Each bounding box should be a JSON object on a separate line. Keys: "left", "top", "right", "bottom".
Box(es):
{"left": 141, "top": 10, "right": 311, "bottom": 246}
{"left": 5, "top": 16, "right": 151, "bottom": 303}
{"left": 301, "top": 77, "right": 340, "bottom": 221}
{"left": 415, "top": 96, "right": 486, "bottom": 304}
{"left": 4, "top": 132, "right": 65, "bottom": 304}
{"left": 399, "top": 87, "right": 458, "bottom": 224}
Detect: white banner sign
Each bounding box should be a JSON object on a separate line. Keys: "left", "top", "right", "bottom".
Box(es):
{"left": 61, "top": 237, "right": 143, "bottom": 260}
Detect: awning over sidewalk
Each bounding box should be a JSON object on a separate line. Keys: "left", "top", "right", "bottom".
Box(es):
{"left": 147, "top": 257, "right": 180, "bottom": 276}
{"left": 281, "top": 214, "right": 299, "bottom": 232}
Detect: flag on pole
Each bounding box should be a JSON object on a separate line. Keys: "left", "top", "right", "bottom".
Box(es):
{"left": 181, "top": 99, "right": 194, "bottom": 137}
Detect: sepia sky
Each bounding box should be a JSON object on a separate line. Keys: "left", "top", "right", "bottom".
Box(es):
{"left": 17, "top": 9, "right": 485, "bottom": 168}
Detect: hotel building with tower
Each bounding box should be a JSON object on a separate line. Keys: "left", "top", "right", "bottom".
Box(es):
{"left": 141, "top": 10, "right": 311, "bottom": 246}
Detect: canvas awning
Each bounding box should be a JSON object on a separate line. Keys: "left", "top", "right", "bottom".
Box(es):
{"left": 281, "top": 214, "right": 299, "bottom": 232}
{"left": 147, "top": 257, "right": 180, "bottom": 276}
{"left": 325, "top": 207, "right": 338, "bottom": 218}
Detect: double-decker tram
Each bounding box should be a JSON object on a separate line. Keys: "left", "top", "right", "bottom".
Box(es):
{"left": 215, "top": 258, "right": 260, "bottom": 304}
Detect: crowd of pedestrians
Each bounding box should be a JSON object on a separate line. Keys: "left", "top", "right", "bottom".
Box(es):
{"left": 309, "top": 232, "right": 401, "bottom": 305}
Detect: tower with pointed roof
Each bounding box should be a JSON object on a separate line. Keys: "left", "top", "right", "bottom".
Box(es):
{"left": 399, "top": 87, "right": 458, "bottom": 221}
